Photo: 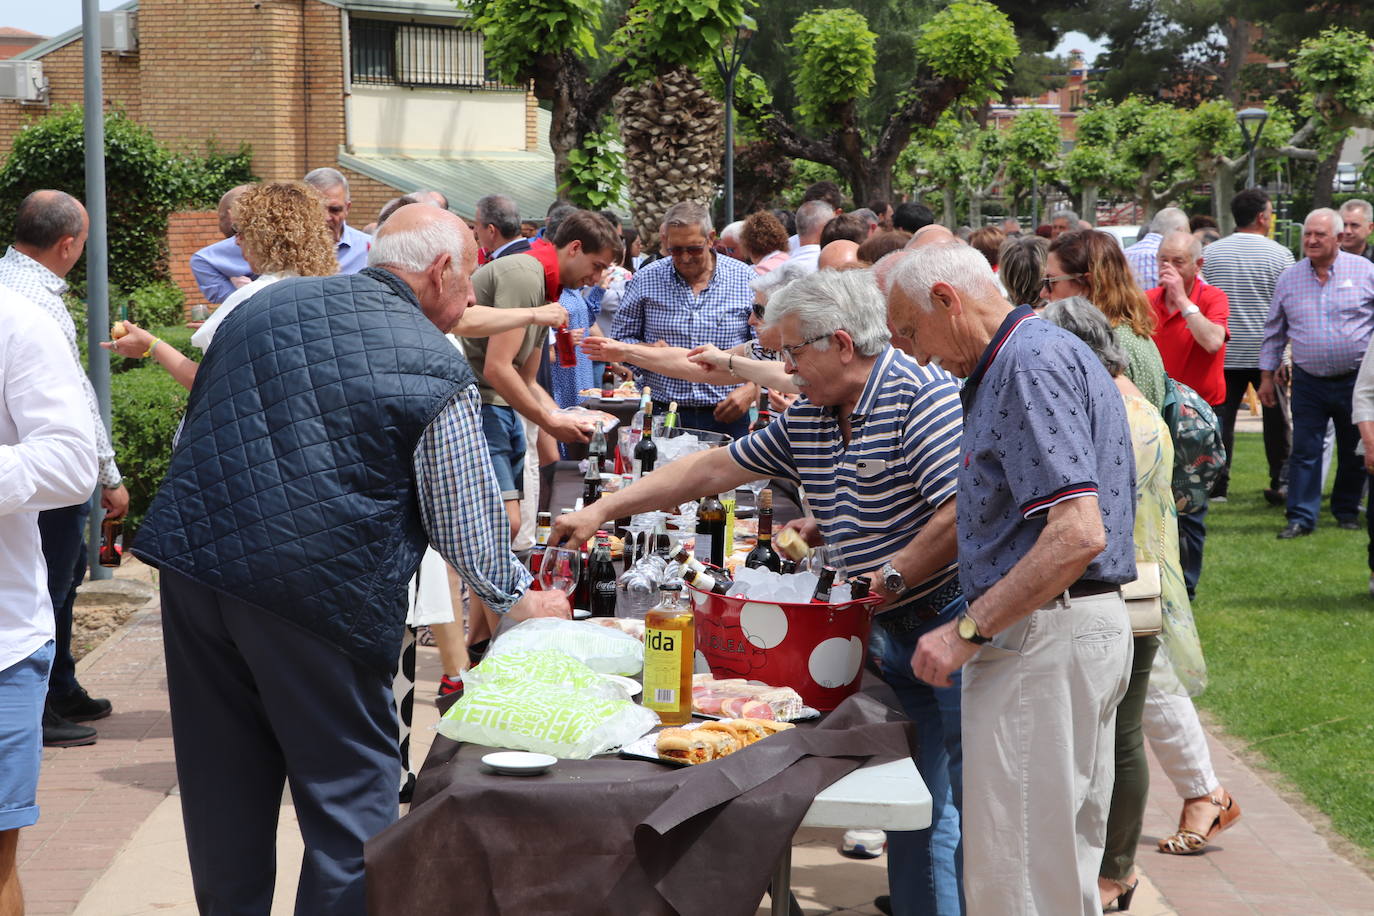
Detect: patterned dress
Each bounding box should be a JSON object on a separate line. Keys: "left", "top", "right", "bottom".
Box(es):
{"left": 1115, "top": 325, "right": 1169, "bottom": 413}
{"left": 1122, "top": 391, "right": 1207, "bottom": 695}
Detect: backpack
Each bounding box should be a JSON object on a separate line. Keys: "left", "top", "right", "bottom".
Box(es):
{"left": 1161, "top": 377, "right": 1226, "bottom": 515}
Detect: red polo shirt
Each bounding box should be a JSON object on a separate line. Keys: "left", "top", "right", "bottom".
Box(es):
{"left": 1148, "top": 278, "right": 1229, "bottom": 405}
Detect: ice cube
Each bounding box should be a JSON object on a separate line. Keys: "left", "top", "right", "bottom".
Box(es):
{"left": 831, "top": 583, "right": 852, "bottom": 604}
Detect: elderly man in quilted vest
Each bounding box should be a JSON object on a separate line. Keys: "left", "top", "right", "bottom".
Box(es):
{"left": 134, "top": 204, "right": 569, "bottom": 915}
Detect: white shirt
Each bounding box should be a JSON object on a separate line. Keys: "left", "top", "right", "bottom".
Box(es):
{"left": 191, "top": 272, "right": 292, "bottom": 351}
{"left": 785, "top": 244, "right": 821, "bottom": 275}
{"left": 0, "top": 286, "right": 98, "bottom": 670}
{"left": 0, "top": 246, "right": 119, "bottom": 487}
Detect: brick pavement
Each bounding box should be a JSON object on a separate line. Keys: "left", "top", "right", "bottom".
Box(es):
{"left": 21, "top": 555, "right": 1374, "bottom": 915}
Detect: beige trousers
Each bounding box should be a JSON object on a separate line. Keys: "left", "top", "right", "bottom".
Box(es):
{"left": 961, "top": 590, "right": 1133, "bottom": 916}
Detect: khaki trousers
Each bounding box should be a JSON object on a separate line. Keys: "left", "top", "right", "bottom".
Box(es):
{"left": 961, "top": 590, "right": 1133, "bottom": 915}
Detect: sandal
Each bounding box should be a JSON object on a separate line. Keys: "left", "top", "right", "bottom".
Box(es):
{"left": 1158, "top": 790, "right": 1241, "bottom": 855}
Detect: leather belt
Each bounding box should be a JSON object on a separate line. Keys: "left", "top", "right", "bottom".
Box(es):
{"left": 1066, "top": 579, "right": 1120, "bottom": 598}
{"left": 876, "top": 578, "right": 964, "bottom": 635}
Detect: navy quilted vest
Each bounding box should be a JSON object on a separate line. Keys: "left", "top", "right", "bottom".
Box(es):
{"left": 133, "top": 268, "right": 473, "bottom": 672}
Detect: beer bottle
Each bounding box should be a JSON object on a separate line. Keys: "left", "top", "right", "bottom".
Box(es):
{"left": 744, "top": 489, "right": 781, "bottom": 572}
{"left": 850, "top": 576, "right": 872, "bottom": 600}
{"left": 98, "top": 518, "right": 123, "bottom": 568}
{"left": 683, "top": 566, "right": 731, "bottom": 595}
{"left": 601, "top": 364, "right": 616, "bottom": 399}
{"left": 529, "top": 511, "right": 552, "bottom": 580}
{"left": 632, "top": 406, "right": 657, "bottom": 477}
{"left": 643, "top": 583, "right": 695, "bottom": 725}
{"left": 812, "top": 565, "right": 837, "bottom": 603}
{"left": 588, "top": 531, "right": 618, "bottom": 617}
{"left": 751, "top": 390, "right": 772, "bottom": 432}
{"left": 696, "top": 493, "right": 727, "bottom": 569}
{"left": 663, "top": 400, "right": 679, "bottom": 430}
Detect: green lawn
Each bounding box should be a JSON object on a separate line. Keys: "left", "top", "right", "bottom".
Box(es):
{"left": 1195, "top": 432, "right": 1374, "bottom": 856}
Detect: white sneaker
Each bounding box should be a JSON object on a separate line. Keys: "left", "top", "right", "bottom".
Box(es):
{"left": 840, "top": 828, "right": 886, "bottom": 859}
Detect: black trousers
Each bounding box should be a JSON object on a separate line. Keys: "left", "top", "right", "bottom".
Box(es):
{"left": 160, "top": 569, "right": 400, "bottom": 916}
{"left": 1213, "top": 367, "right": 1290, "bottom": 495}
{"left": 37, "top": 499, "right": 92, "bottom": 699}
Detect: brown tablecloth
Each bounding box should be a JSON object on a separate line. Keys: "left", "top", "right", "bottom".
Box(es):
{"left": 365, "top": 690, "right": 914, "bottom": 916}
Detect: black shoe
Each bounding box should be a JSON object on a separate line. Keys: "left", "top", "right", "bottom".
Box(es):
{"left": 1276, "top": 523, "right": 1313, "bottom": 540}
{"left": 1264, "top": 487, "right": 1287, "bottom": 507}
{"left": 1337, "top": 517, "right": 1361, "bottom": 530}
{"left": 49, "top": 685, "right": 112, "bottom": 723}
{"left": 42, "top": 703, "right": 97, "bottom": 747}
{"left": 873, "top": 895, "right": 893, "bottom": 916}
{"left": 399, "top": 771, "right": 417, "bottom": 805}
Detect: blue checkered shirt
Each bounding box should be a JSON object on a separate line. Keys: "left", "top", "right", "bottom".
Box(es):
{"left": 1125, "top": 232, "right": 1162, "bottom": 290}
{"left": 612, "top": 254, "right": 756, "bottom": 406}
{"left": 414, "top": 386, "right": 531, "bottom": 613}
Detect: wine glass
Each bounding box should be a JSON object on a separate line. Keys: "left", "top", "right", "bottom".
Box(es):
{"left": 540, "top": 546, "right": 582, "bottom": 598}
{"left": 739, "top": 478, "right": 769, "bottom": 513}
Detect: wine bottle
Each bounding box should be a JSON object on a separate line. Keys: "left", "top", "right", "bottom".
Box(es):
{"left": 588, "top": 531, "right": 618, "bottom": 617}
{"left": 632, "top": 405, "right": 657, "bottom": 477}
{"left": 683, "top": 567, "right": 731, "bottom": 595}
{"left": 744, "top": 489, "right": 781, "bottom": 572}
{"left": 696, "top": 493, "right": 727, "bottom": 568}
{"left": 628, "top": 386, "right": 652, "bottom": 449}
{"left": 668, "top": 544, "right": 707, "bottom": 575}
{"left": 643, "top": 583, "right": 695, "bottom": 725}
{"left": 812, "top": 565, "right": 837, "bottom": 603}
{"left": 663, "top": 400, "right": 679, "bottom": 430}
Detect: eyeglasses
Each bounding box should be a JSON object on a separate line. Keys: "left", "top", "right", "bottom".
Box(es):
{"left": 667, "top": 245, "right": 708, "bottom": 256}
{"left": 1040, "top": 273, "right": 1083, "bottom": 290}
{"left": 780, "top": 333, "right": 832, "bottom": 363}
{"left": 751, "top": 301, "right": 767, "bottom": 319}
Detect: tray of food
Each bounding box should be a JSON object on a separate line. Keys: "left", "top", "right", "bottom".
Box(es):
{"left": 619, "top": 718, "right": 795, "bottom": 766}
{"left": 580, "top": 381, "right": 640, "bottom": 403}
{"left": 691, "top": 675, "right": 817, "bottom": 721}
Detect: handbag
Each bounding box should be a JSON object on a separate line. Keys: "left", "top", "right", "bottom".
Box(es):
{"left": 1121, "top": 561, "right": 1162, "bottom": 636}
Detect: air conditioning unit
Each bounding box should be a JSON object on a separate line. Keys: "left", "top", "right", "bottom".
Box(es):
{"left": 101, "top": 10, "right": 138, "bottom": 54}
{"left": 0, "top": 61, "right": 46, "bottom": 103}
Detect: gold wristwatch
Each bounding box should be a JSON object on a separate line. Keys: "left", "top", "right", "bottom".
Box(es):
{"left": 957, "top": 610, "right": 990, "bottom": 645}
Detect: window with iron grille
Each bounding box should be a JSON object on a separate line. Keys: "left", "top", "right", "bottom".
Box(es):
{"left": 350, "top": 18, "right": 514, "bottom": 89}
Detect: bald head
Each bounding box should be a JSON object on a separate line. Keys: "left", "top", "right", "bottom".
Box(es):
{"left": 369, "top": 204, "right": 477, "bottom": 331}
{"left": 905, "top": 224, "right": 957, "bottom": 249}
{"left": 818, "top": 239, "right": 862, "bottom": 271}
{"left": 218, "top": 184, "right": 254, "bottom": 237}
{"left": 14, "top": 189, "right": 89, "bottom": 278}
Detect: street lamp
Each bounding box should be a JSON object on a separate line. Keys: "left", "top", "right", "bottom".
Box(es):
{"left": 1237, "top": 107, "right": 1269, "bottom": 189}
{"left": 713, "top": 16, "right": 756, "bottom": 225}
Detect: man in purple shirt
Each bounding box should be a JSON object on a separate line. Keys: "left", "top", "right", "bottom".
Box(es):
{"left": 1259, "top": 208, "right": 1374, "bottom": 538}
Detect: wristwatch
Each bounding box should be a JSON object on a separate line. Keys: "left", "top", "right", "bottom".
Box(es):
{"left": 879, "top": 562, "right": 907, "bottom": 596}
{"left": 957, "top": 610, "right": 991, "bottom": 645}
{"left": 1180, "top": 303, "right": 1201, "bottom": 318}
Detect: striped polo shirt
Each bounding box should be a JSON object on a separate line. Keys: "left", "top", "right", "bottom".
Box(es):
{"left": 728, "top": 347, "right": 963, "bottom": 600}
{"left": 1200, "top": 232, "right": 1295, "bottom": 369}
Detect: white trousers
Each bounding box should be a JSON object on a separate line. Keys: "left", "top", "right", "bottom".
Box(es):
{"left": 1141, "top": 682, "right": 1219, "bottom": 800}
{"left": 961, "top": 591, "right": 1133, "bottom": 916}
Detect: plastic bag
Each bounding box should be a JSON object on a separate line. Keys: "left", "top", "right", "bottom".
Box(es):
{"left": 487, "top": 618, "right": 644, "bottom": 675}
{"left": 436, "top": 650, "right": 657, "bottom": 758}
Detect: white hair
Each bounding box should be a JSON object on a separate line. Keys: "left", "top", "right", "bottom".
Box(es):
{"left": 1305, "top": 208, "right": 1343, "bottom": 235}
{"left": 661, "top": 201, "right": 713, "bottom": 238}
{"left": 1160, "top": 230, "right": 1203, "bottom": 261}
{"left": 888, "top": 241, "right": 1002, "bottom": 312}
{"left": 1051, "top": 208, "right": 1079, "bottom": 224}
{"left": 1148, "top": 207, "right": 1189, "bottom": 236}
{"left": 749, "top": 258, "right": 812, "bottom": 305}
{"left": 762, "top": 268, "right": 891, "bottom": 357}
{"left": 851, "top": 207, "right": 879, "bottom": 229}
{"left": 368, "top": 216, "right": 471, "bottom": 272}
{"left": 795, "top": 200, "right": 836, "bottom": 238}
{"left": 721, "top": 220, "right": 744, "bottom": 240}
{"left": 1339, "top": 199, "right": 1372, "bottom": 222}
{"left": 304, "top": 167, "right": 350, "bottom": 200}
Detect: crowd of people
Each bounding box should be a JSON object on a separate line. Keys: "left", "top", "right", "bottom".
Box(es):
{"left": 2, "top": 164, "right": 1373, "bottom": 916}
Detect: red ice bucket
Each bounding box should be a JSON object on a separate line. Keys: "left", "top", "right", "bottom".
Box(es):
{"left": 687, "top": 586, "right": 881, "bottom": 711}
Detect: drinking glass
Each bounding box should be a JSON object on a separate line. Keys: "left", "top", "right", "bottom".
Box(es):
{"left": 539, "top": 547, "right": 581, "bottom": 597}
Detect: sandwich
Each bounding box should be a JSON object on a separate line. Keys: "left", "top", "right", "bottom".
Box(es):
{"left": 656, "top": 728, "right": 714, "bottom": 765}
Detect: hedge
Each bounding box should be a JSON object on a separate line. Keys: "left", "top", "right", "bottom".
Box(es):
{"left": 111, "top": 364, "right": 188, "bottom": 539}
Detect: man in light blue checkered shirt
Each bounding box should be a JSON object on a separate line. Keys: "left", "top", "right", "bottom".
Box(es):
{"left": 612, "top": 201, "right": 757, "bottom": 438}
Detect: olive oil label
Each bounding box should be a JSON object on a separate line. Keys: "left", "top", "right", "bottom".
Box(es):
{"left": 643, "top": 627, "right": 682, "bottom": 711}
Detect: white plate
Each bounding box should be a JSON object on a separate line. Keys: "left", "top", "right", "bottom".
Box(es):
{"left": 601, "top": 674, "right": 642, "bottom": 697}
{"left": 481, "top": 751, "right": 557, "bottom": 776}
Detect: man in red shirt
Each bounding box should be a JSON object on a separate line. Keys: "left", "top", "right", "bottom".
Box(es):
{"left": 1148, "top": 230, "right": 1229, "bottom": 598}
{"left": 1149, "top": 231, "right": 1229, "bottom": 405}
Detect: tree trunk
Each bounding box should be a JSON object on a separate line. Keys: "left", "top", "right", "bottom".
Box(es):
{"left": 1312, "top": 145, "right": 1342, "bottom": 210}
{"left": 549, "top": 88, "right": 579, "bottom": 198}
{"left": 1080, "top": 185, "right": 1099, "bottom": 223}
{"left": 615, "top": 69, "right": 724, "bottom": 251}
{"left": 1212, "top": 159, "right": 1241, "bottom": 234}
{"left": 1218, "top": 20, "right": 1252, "bottom": 107}
{"left": 942, "top": 187, "right": 957, "bottom": 228}
{"left": 969, "top": 191, "right": 983, "bottom": 227}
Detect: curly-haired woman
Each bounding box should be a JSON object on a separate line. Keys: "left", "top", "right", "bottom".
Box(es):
{"left": 104, "top": 180, "right": 338, "bottom": 389}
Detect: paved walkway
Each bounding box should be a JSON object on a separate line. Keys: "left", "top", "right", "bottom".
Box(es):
{"left": 21, "top": 557, "right": 1374, "bottom": 915}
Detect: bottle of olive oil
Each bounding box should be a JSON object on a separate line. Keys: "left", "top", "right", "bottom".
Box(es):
{"left": 643, "top": 582, "right": 695, "bottom": 725}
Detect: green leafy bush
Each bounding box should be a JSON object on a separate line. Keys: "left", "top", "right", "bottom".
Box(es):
{"left": 111, "top": 365, "right": 188, "bottom": 538}
{"left": 129, "top": 282, "right": 185, "bottom": 329}
{"left": 0, "top": 105, "right": 253, "bottom": 297}
{"left": 559, "top": 126, "right": 626, "bottom": 210}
